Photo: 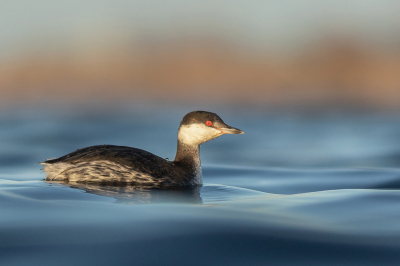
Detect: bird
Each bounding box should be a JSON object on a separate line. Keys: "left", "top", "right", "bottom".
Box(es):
{"left": 41, "top": 111, "right": 244, "bottom": 187}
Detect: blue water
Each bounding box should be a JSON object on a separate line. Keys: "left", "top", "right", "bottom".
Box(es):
{"left": 1, "top": 104, "right": 400, "bottom": 265}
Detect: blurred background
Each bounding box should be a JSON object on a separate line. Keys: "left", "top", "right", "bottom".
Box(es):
{"left": 1, "top": 0, "right": 400, "bottom": 170}
{"left": 1, "top": 0, "right": 399, "bottom": 109}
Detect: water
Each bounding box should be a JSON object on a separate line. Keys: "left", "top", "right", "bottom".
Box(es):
{"left": 1, "top": 104, "right": 400, "bottom": 265}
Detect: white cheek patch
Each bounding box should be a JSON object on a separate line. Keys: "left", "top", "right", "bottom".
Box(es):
{"left": 178, "top": 124, "right": 221, "bottom": 145}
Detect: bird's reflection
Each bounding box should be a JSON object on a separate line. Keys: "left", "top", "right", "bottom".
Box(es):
{"left": 49, "top": 181, "right": 202, "bottom": 204}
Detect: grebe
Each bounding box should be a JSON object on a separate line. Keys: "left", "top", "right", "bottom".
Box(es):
{"left": 41, "top": 111, "right": 243, "bottom": 186}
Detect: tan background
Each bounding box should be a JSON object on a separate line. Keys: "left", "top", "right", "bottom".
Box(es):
{"left": 1, "top": 0, "right": 400, "bottom": 110}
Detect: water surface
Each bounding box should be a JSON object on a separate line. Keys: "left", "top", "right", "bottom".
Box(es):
{"left": 1, "top": 105, "right": 400, "bottom": 265}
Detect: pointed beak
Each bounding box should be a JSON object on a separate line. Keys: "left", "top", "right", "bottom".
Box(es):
{"left": 218, "top": 125, "right": 244, "bottom": 135}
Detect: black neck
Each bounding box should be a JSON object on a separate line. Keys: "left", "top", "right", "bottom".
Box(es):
{"left": 173, "top": 141, "right": 201, "bottom": 171}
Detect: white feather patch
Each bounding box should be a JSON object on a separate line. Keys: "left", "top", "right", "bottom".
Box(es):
{"left": 178, "top": 124, "right": 221, "bottom": 145}
{"left": 42, "top": 162, "right": 72, "bottom": 181}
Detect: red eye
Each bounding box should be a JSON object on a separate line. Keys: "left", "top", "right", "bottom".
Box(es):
{"left": 205, "top": 121, "right": 213, "bottom": 126}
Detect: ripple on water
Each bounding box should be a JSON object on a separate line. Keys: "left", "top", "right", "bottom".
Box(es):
{"left": 1, "top": 166, "right": 400, "bottom": 266}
